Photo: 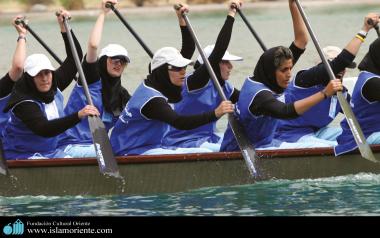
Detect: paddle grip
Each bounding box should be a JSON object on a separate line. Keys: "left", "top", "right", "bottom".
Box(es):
{"left": 173, "top": 4, "right": 183, "bottom": 11}
{"left": 105, "top": 2, "right": 115, "bottom": 9}
{"left": 55, "top": 11, "right": 72, "bottom": 20}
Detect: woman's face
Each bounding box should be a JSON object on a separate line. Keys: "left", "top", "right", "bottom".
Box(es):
{"left": 33, "top": 70, "right": 53, "bottom": 92}
{"left": 275, "top": 59, "right": 293, "bottom": 89}
{"left": 219, "top": 60, "right": 233, "bottom": 81}
{"left": 168, "top": 65, "right": 187, "bottom": 86}
{"left": 107, "top": 57, "right": 127, "bottom": 77}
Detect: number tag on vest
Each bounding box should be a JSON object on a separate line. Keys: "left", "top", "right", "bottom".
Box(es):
{"left": 102, "top": 111, "right": 113, "bottom": 123}
{"left": 329, "top": 96, "right": 337, "bottom": 119}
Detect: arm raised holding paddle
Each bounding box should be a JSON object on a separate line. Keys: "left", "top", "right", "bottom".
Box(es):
{"left": 58, "top": 0, "right": 131, "bottom": 159}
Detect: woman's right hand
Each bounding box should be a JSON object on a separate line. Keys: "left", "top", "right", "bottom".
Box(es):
{"left": 229, "top": 0, "right": 242, "bottom": 16}
{"left": 78, "top": 105, "right": 100, "bottom": 119}
{"left": 13, "top": 15, "right": 27, "bottom": 37}
{"left": 324, "top": 79, "right": 343, "bottom": 97}
{"left": 102, "top": 0, "right": 117, "bottom": 14}
{"left": 363, "top": 13, "right": 380, "bottom": 32}
{"left": 214, "top": 100, "right": 234, "bottom": 118}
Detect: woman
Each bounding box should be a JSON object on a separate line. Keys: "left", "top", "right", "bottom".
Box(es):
{"left": 0, "top": 16, "right": 28, "bottom": 136}
{"left": 335, "top": 35, "right": 380, "bottom": 156}
{"left": 162, "top": 0, "right": 242, "bottom": 152}
{"left": 58, "top": 0, "right": 131, "bottom": 157}
{"left": 2, "top": 10, "right": 99, "bottom": 160}
{"left": 274, "top": 13, "right": 379, "bottom": 148}
{"left": 110, "top": 46, "right": 234, "bottom": 156}
{"left": 220, "top": 45, "right": 343, "bottom": 152}
{"left": 164, "top": 0, "right": 309, "bottom": 152}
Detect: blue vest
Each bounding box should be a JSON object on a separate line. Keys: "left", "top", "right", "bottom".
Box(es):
{"left": 335, "top": 71, "right": 380, "bottom": 155}
{"left": 3, "top": 91, "right": 66, "bottom": 160}
{"left": 275, "top": 72, "right": 342, "bottom": 142}
{"left": 110, "top": 83, "right": 169, "bottom": 155}
{"left": 0, "top": 94, "right": 10, "bottom": 139}
{"left": 59, "top": 80, "right": 116, "bottom": 146}
{"left": 163, "top": 75, "right": 234, "bottom": 148}
{"left": 220, "top": 78, "right": 283, "bottom": 151}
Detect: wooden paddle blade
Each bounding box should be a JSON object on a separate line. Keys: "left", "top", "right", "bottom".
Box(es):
{"left": 227, "top": 114, "right": 258, "bottom": 178}
{"left": 0, "top": 140, "right": 8, "bottom": 176}
{"left": 336, "top": 92, "right": 379, "bottom": 162}
{"left": 88, "top": 116, "right": 119, "bottom": 175}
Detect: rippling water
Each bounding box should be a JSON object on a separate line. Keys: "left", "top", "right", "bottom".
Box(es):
{"left": 1, "top": 173, "right": 380, "bottom": 216}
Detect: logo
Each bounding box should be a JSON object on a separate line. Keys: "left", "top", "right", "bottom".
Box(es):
{"left": 3, "top": 219, "right": 24, "bottom": 235}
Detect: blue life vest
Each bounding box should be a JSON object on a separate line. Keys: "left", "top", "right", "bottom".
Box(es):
{"left": 110, "top": 83, "right": 168, "bottom": 155}
{"left": 163, "top": 75, "right": 234, "bottom": 148}
{"left": 220, "top": 78, "right": 283, "bottom": 151}
{"left": 275, "top": 72, "right": 342, "bottom": 142}
{"left": 0, "top": 94, "right": 10, "bottom": 139}
{"left": 3, "top": 91, "right": 66, "bottom": 160}
{"left": 59, "top": 80, "right": 116, "bottom": 147}
{"left": 335, "top": 71, "right": 380, "bottom": 155}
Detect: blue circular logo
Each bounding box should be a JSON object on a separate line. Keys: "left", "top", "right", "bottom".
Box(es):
{"left": 3, "top": 224, "right": 12, "bottom": 235}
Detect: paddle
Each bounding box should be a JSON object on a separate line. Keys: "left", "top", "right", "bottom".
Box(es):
{"left": 175, "top": 5, "right": 259, "bottom": 178}
{"left": 294, "top": 0, "right": 378, "bottom": 162}
{"left": 0, "top": 139, "right": 8, "bottom": 176}
{"left": 367, "top": 18, "right": 380, "bottom": 38}
{"left": 15, "top": 17, "right": 63, "bottom": 65}
{"left": 60, "top": 14, "right": 120, "bottom": 175}
{"left": 105, "top": 2, "right": 154, "bottom": 58}
{"left": 235, "top": 8, "right": 267, "bottom": 51}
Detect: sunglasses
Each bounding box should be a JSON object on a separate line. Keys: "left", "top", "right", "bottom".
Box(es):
{"left": 168, "top": 65, "right": 187, "bottom": 72}
{"left": 110, "top": 57, "right": 128, "bottom": 65}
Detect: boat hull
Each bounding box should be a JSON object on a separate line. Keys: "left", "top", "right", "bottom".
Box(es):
{"left": 2, "top": 146, "right": 380, "bottom": 196}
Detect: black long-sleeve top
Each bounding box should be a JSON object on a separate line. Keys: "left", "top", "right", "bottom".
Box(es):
{"left": 250, "top": 43, "right": 305, "bottom": 119}
{"left": 141, "top": 23, "right": 218, "bottom": 130}
{"left": 186, "top": 16, "right": 240, "bottom": 102}
{"left": 362, "top": 76, "right": 380, "bottom": 102}
{"left": 294, "top": 49, "right": 355, "bottom": 87}
{"left": 0, "top": 73, "right": 15, "bottom": 98}
{"left": 13, "top": 31, "right": 83, "bottom": 138}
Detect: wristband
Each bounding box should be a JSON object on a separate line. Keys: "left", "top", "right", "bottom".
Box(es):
{"left": 17, "top": 35, "right": 26, "bottom": 42}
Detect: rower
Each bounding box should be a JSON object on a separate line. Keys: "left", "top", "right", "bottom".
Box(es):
{"left": 2, "top": 10, "right": 100, "bottom": 160}
{"left": 273, "top": 13, "right": 378, "bottom": 149}
{"left": 335, "top": 16, "right": 380, "bottom": 156}
{"left": 58, "top": 0, "right": 131, "bottom": 158}
{"left": 162, "top": 0, "right": 243, "bottom": 152}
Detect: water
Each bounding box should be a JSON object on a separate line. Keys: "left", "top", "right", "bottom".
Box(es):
{"left": 1, "top": 3, "right": 380, "bottom": 216}
{"left": 1, "top": 173, "right": 380, "bottom": 216}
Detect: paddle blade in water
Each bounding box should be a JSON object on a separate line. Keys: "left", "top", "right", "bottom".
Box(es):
{"left": 228, "top": 114, "right": 258, "bottom": 178}
{"left": 88, "top": 116, "right": 119, "bottom": 175}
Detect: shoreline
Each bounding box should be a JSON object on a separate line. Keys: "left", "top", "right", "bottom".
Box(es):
{"left": 0, "top": 0, "right": 378, "bottom": 18}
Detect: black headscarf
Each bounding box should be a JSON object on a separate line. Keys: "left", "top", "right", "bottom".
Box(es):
{"left": 251, "top": 46, "right": 293, "bottom": 94}
{"left": 98, "top": 56, "right": 131, "bottom": 116}
{"left": 4, "top": 72, "right": 57, "bottom": 112}
{"left": 144, "top": 64, "right": 182, "bottom": 103}
{"left": 193, "top": 60, "right": 225, "bottom": 87}
{"left": 358, "top": 37, "right": 380, "bottom": 75}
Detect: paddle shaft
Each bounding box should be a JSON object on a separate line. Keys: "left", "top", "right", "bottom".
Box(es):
{"left": 16, "top": 19, "right": 64, "bottom": 65}
{"left": 236, "top": 8, "right": 267, "bottom": 51}
{"left": 294, "top": 0, "right": 377, "bottom": 162}
{"left": 0, "top": 139, "right": 8, "bottom": 176}
{"left": 106, "top": 2, "right": 154, "bottom": 58}
{"left": 62, "top": 16, "right": 120, "bottom": 175}
{"left": 180, "top": 10, "right": 258, "bottom": 178}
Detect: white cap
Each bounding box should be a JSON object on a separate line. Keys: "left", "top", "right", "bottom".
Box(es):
{"left": 24, "top": 54, "right": 55, "bottom": 77}
{"left": 197, "top": 45, "right": 243, "bottom": 64}
{"left": 322, "top": 45, "right": 356, "bottom": 68}
{"left": 322, "top": 46, "right": 342, "bottom": 60}
{"left": 99, "top": 44, "right": 130, "bottom": 63}
{"left": 151, "top": 47, "right": 193, "bottom": 71}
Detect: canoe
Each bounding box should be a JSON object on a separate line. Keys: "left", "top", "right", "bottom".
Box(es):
{"left": 1, "top": 144, "right": 380, "bottom": 196}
